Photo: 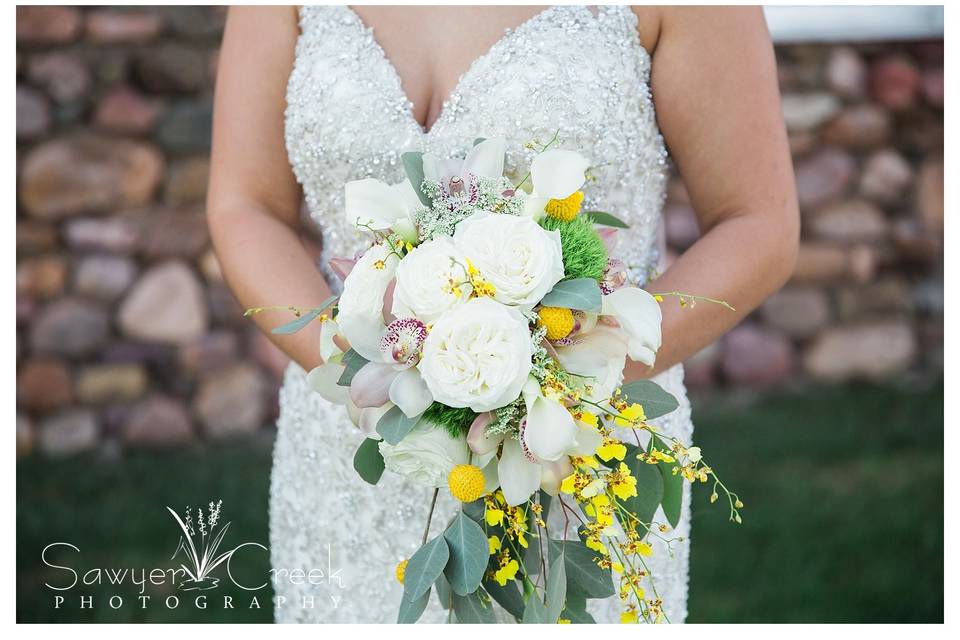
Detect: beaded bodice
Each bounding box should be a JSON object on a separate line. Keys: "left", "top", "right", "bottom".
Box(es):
{"left": 284, "top": 4, "right": 669, "bottom": 289}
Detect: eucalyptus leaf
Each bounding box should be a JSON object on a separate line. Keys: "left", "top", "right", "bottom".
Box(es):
{"left": 336, "top": 349, "right": 369, "bottom": 386}
{"left": 397, "top": 586, "right": 431, "bottom": 623}
{"left": 650, "top": 434, "right": 683, "bottom": 528}
{"left": 435, "top": 575, "right": 454, "bottom": 610}
{"left": 622, "top": 442, "right": 664, "bottom": 527}
{"left": 270, "top": 308, "right": 321, "bottom": 336}
{"left": 443, "top": 511, "right": 488, "bottom": 596}
{"left": 547, "top": 539, "right": 614, "bottom": 599}
{"left": 540, "top": 278, "right": 602, "bottom": 312}
{"left": 545, "top": 550, "right": 567, "bottom": 623}
{"left": 484, "top": 577, "right": 524, "bottom": 620}
{"left": 619, "top": 379, "right": 680, "bottom": 419}
{"left": 452, "top": 590, "right": 497, "bottom": 623}
{"left": 402, "top": 151, "right": 432, "bottom": 206}
{"left": 462, "top": 499, "right": 485, "bottom": 523}
{"left": 403, "top": 535, "right": 449, "bottom": 603}
{"left": 521, "top": 591, "right": 549, "bottom": 624}
{"left": 376, "top": 406, "right": 423, "bottom": 445}
{"left": 352, "top": 437, "right": 385, "bottom": 485}
{"left": 561, "top": 596, "right": 596, "bottom": 624}
{"left": 583, "top": 210, "right": 629, "bottom": 229}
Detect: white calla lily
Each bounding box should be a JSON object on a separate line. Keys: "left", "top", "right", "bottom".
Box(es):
{"left": 601, "top": 287, "right": 663, "bottom": 366}
{"left": 319, "top": 319, "right": 343, "bottom": 363}
{"left": 498, "top": 438, "right": 542, "bottom": 507}
{"left": 530, "top": 148, "right": 590, "bottom": 200}
{"left": 520, "top": 377, "right": 578, "bottom": 462}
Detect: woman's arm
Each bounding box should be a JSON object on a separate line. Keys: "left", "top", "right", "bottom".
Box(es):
{"left": 630, "top": 6, "right": 800, "bottom": 378}
{"left": 207, "top": 6, "right": 331, "bottom": 371}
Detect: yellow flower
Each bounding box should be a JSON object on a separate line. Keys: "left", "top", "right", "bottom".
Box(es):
{"left": 597, "top": 438, "right": 627, "bottom": 462}
{"left": 395, "top": 559, "right": 408, "bottom": 584}
{"left": 557, "top": 619, "right": 571, "bottom": 624}
{"left": 620, "top": 609, "right": 638, "bottom": 624}
{"left": 571, "top": 454, "right": 600, "bottom": 470}
{"left": 494, "top": 559, "right": 519, "bottom": 586}
{"left": 545, "top": 190, "right": 585, "bottom": 222}
{"left": 537, "top": 306, "right": 575, "bottom": 341}
{"left": 448, "top": 464, "right": 485, "bottom": 502}
{"left": 637, "top": 542, "right": 653, "bottom": 557}
{"left": 560, "top": 473, "right": 579, "bottom": 495}
{"left": 608, "top": 462, "right": 638, "bottom": 501}
{"left": 585, "top": 535, "right": 608, "bottom": 555}
{"left": 612, "top": 562, "right": 625, "bottom": 574}
{"left": 488, "top": 536, "right": 501, "bottom": 555}
{"left": 575, "top": 411, "right": 599, "bottom": 428}
{"left": 485, "top": 506, "right": 505, "bottom": 527}
{"left": 614, "top": 403, "right": 646, "bottom": 427}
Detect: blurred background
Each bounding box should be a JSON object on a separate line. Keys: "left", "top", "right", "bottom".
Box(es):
{"left": 16, "top": 5, "right": 943, "bottom": 623}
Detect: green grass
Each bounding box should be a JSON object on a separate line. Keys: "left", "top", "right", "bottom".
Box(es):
{"left": 17, "top": 380, "right": 942, "bottom": 623}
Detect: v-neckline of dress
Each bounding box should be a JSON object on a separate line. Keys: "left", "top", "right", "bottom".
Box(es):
{"left": 343, "top": 5, "right": 563, "bottom": 137}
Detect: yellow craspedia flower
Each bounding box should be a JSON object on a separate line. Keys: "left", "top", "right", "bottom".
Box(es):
{"left": 538, "top": 306, "right": 575, "bottom": 341}
{"left": 448, "top": 464, "right": 485, "bottom": 502}
{"left": 545, "top": 190, "right": 584, "bottom": 222}
{"left": 395, "top": 559, "right": 408, "bottom": 584}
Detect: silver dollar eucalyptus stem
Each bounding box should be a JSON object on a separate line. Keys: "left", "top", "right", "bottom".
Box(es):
{"left": 422, "top": 488, "right": 440, "bottom": 545}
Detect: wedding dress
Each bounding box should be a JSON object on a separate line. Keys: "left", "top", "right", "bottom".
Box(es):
{"left": 271, "top": 5, "right": 693, "bottom": 623}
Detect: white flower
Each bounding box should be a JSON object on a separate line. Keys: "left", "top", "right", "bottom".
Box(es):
{"left": 378, "top": 420, "right": 469, "bottom": 488}
{"left": 419, "top": 297, "right": 532, "bottom": 412}
{"left": 422, "top": 137, "right": 506, "bottom": 193}
{"left": 554, "top": 324, "right": 628, "bottom": 403}
{"left": 336, "top": 243, "right": 398, "bottom": 362}
{"left": 453, "top": 212, "right": 564, "bottom": 310}
{"left": 687, "top": 446, "right": 702, "bottom": 463}
{"left": 601, "top": 287, "right": 662, "bottom": 366}
{"left": 519, "top": 377, "right": 578, "bottom": 462}
{"left": 392, "top": 236, "right": 469, "bottom": 323}
{"left": 523, "top": 148, "right": 591, "bottom": 218}
{"left": 344, "top": 178, "right": 420, "bottom": 243}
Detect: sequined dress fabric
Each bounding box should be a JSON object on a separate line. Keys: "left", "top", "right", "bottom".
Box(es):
{"left": 271, "top": 5, "right": 692, "bottom": 623}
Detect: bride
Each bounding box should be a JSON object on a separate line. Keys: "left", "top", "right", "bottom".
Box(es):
{"left": 207, "top": 5, "right": 797, "bottom": 623}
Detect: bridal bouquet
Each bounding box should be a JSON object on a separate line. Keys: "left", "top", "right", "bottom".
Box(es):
{"left": 249, "top": 135, "right": 740, "bottom": 624}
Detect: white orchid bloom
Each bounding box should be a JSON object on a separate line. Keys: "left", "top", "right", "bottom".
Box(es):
{"left": 520, "top": 377, "right": 578, "bottom": 463}
{"left": 498, "top": 438, "right": 542, "bottom": 506}
{"left": 306, "top": 363, "right": 349, "bottom": 405}
{"left": 524, "top": 148, "right": 591, "bottom": 218}
{"left": 554, "top": 324, "right": 628, "bottom": 403}
{"left": 336, "top": 243, "right": 398, "bottom": 362}
{"left": 344, "top": 178, "right": 420, "bottom": 243}
{"left": 422, "top": 137, "right": 506, "bottom": 190}
{"left": 540, "top": 457, "right": 575, "bottom": 496}
{"left": 601, "top": 287, "right": 663, "bottom": 366}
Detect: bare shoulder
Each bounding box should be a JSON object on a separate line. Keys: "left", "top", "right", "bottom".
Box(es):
{"left": 632, "top": 6, "right": 769, "bottom": 56}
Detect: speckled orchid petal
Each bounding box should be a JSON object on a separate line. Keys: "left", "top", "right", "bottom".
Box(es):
{"left": 467, "top": 412, "right": 504, "bottom": 456}
{"left": 461, "top": 136, "right": 506, "bottom": 179}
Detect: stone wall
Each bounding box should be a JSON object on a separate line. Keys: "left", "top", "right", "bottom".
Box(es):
{"left": 16, "top": 6, "right": 944, "bottom": 456}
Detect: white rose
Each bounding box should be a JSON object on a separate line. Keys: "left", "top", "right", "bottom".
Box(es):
{"left": 419, "top": 297, "right": 532, "bottom": 412}
{"left": 453, "top": 212, "right": 565, "bottom": 310}
{"left": 392, "top": 236, "right": 469, "bottom": 323}
{"left": 378, "top": 421, "right": 469, "bottom": 488}
{"left": 336, "top": 243, "right": 399, "bottom": 362}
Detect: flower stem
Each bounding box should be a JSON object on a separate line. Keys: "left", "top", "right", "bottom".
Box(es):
{"left": 422, "top": 489, "right": 439, "bottom": 545}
